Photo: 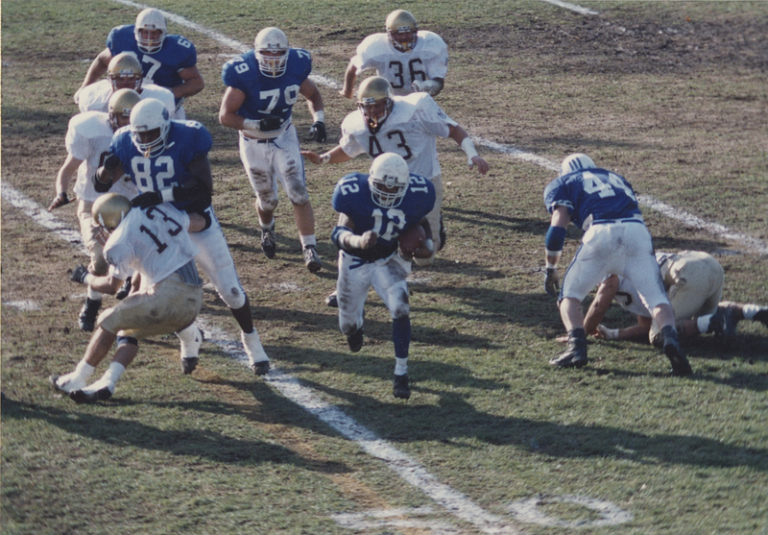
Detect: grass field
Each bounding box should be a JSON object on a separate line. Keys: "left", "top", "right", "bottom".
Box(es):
{"left": 2, "top": 1, "right": 768, "bottom": 534}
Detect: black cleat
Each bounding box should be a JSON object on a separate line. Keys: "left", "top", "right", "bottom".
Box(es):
{"left": 550, "top": 328, "right": 587, "bottom": 368}
{"left": 115, "top": 277, "right": 132, "bottom": 300}
{"left": 250, "top": 360, "right": 270, "bottom": 376}
{"left": 707, "top": 307, "right": 725, "bottom": 335}
{"left": 69, "top": 387, "right": 112, "bottom": 404}
{"left": 261, "top": 228, "right": 276, "bottom": 259}
{"left": 722, "top": 305, "right": 741, "bottom": 337}
{"left": 325, "top": 291, "right": 338, "bottom": 308}
{"left": 181, "top": 357, "right": 199, "bottom": 375}
{"left": 662, "top": 326, "right": 692, "bottom": 376}
{"left": 393, "top": 374, "right": 411, "bottom": 399}
{"left": 438, "top": 215, "right": 446, "bottom": 251}
{"left": 304, "top": 245, "right": 322, "bottom": 273}
{"left": 755, "top": 308, "right": 768, "bottom": 329}
{"left": 346, "top": 327, "right": 364, "bottom": 353}
{"left": 78, "top": 298, "right": 102, "bottom": 332}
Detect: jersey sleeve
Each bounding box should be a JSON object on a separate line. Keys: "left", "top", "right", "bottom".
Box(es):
{"left": 351, "top": 34, "right": 386, "bottom": 71}
{"left": 106, "top": 25, "right": 133, "bottom": 54}
{"left": 221, "top": 57, "right": 249, "bottom": 91}
{"left": 191, "top": 123, "right": 213, "bottom": 156}
{"left": 543, "top": 176, "right": 574, "bottom": 214}
{"left": 421, "top": 32, "right": 449, "bottom": 79}
{"left": 65, "top": 117, "right": 90, "bottom": 161}
{"left": 171, "top": 35, "right": 197, "bottom": 69}
{"left": 411, "top": 93, "right": 455, "bottom": 136}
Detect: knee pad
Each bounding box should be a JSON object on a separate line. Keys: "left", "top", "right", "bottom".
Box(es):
{"left": 257, "top": 193, "right": 279, "bottom": 213}
{"left": 220, "top": 285, "right": 246, "bottom": 310}
{"left": 117, "top": 336, "right": 138, "bottom": 348}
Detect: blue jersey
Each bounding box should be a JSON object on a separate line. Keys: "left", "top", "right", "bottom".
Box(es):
{"left": 543, "top": 168, "right": 641, "bottom": 228}
{"left": 107, "top": 25, "right": 197, "bottom": 103}
{"left": 109, "top": 120, "right": 212, "bottom": 212}
{"left": 332, "top": 172, "right": 435, "bottom": 260}
{"left": 221, "top": 48, "right": 312, "bottom": 123}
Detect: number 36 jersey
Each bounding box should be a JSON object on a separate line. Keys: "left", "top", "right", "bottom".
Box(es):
{"left": 339, "top": 92, "right": 457, "bottom": 181}
{"left": 105, "top": 203, "right": 198, "bottom": 287}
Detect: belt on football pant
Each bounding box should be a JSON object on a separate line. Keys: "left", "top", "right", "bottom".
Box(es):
{"left": 591, "top": 217, "right": 644, "bottom": 225}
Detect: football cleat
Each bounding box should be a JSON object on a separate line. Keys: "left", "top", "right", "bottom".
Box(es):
{"left": 393, "top": 374, "right": 411, "bottom": 399}
{"left": 303, "top": 245, "right": 322, "bottom": 273}
{"left": 78, "top": 298, "right": 102, "bottom": 332}
{"left": 706, "top": 307, "right": 725, "bottom": 335}
{"left": 69, "top": 386, "right": 113, "bottom": 404}
{"left": 347, "top": 327, "right": 364, "bottom": 353}
{"left": 250, "top": 360, "right": 270, "bottom": 376}
{"left": 325, "top": 291, "right": 338, "bottom": 308}
{"left": 49, "top": 374, "right": 86, "bottom": 394}
{"left": 661, "top": 326, "right": 692, "bottom": 377}
{"left": 754, "top": 308, "right": 768, "bottom": 329}
{"left": 181, "top": 357, "right": 199, "bottom": 375}
{"left": 721, "top": 305, "right": 742, "bottom": 337}
{"left": 550, "top": 329, "right": 587, "bottom": 368}
{"left": 438, "top": 215, "right": 446, "bottom": 251}
{"left": 260, "top": 228, "right": 276, "bottom": 259}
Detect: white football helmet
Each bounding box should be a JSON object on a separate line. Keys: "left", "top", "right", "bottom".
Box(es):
{"left": 386, "top": 9, "right": 418, "bottom": 52}
{"left": 108, "top": 88, "right": 142, "bottom": 130}
{"left": 357, "top": 76, "right": 393, "bottom": 133}
{"left": 92, "top": 193, "right": 131, "bottom": 231}
{"left": 254, "top": 27, "right": 289, "bottom": 78}
{"left": 134, "top": 8, "right": 167, "bottom": 54}
{"left": 130, "top": 98, "right": 171, "bottom": 157}
{"left": 368, "top": 152, "right": 410, "bottom": 208}
{"left": 108, "top": 52, "right": 143, "bottom": 92}
{"left": 560, "top": 153, "right": 596, "bottom": 175}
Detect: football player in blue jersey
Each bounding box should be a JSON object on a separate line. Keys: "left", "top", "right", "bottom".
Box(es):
{"left": 543, "top": 153, "right": 692, "bottom": 377}
{"left": 219, "top": 27, "right": 326, "bottom": 273}
{"left": 94, "top": 98, "right": 271, "bottom": 376}
{"left": 75, "top": 8, "right": 204, "bottom": 119}
{"left": 330, "top": 153, "right": 436, "bottom": 399}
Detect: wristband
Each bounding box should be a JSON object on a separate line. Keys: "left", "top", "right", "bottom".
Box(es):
{"left": 84, "top": 273, "right": 95, "bottom": 286}
{"left": 161, "top": 189, "right": 175, "bottom": 203}
{"left": 545, "top": 225, "right": 567, "bottom": 253}
{"left": 545, "top": 261, "right": 558, "bottom": 270}
{"left": 312, "top": 110, "right": 325, "bottom": 123}
{"left": 243, "top": 118, "right": 260, "bottom": 132}
{"left": 460, "top": 137, "right": 479, "bottom": 165}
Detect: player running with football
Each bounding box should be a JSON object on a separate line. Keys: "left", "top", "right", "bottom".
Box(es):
{"left": 51, "top": 193, "right": 204, "bottom": 403}
{"left": 219, "top": 26, "right": 327, "bottom": 273}
{"left": 330, "top": 152, "right": 435, "bottom": 399}
{"left": 339, "top": 9, "right": 449, "bottom": 99}
{"left": 48, "top": 89, "right": 142, "bottom": 332}
{"left": 94, "top": 98, "right": 271, "bottom": 376}
{"left": 75, "top": 8, "right": 203, "bottom": 119}
{"left": 543, "top": 153, "right": 692, "bottom": 376}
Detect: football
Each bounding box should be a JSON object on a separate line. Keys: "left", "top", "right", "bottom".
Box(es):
{"left": 398, "top": 224, "right": 427, "bottom": 255}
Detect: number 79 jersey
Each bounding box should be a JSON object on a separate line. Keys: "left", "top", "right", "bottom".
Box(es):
{"left": 332, "top": 171, "right": 436, "bottom": 251}
{"left": 543, "top": 168, "right": 642, "bottom": 229}
{"left": 104, "top": 203, "right": 198, "bottom": 287}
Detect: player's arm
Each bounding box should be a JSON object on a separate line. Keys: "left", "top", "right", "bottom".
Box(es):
{"left": 174, "top": 65, "right": 205, "bottom": 99}
{"left": 584, "top": 275, "right": 619, "bottom": 335}
{"left": 448, "top": 124, "right": 488, "bottom": 175}
{"left": 332, "top": 213, "right": 378, "bottom": 251}
{"left": 48, "top": 154, "right": 83, "bottom": 211}
{"left": 597, "top": 316, "right": 652, "bottom": 341}
{"left": 302, "top": 145, "right": 352, "bottom": 166}
{"left": 411, "top": 218, "right": 434, "bottom": 259}
{"left": 77, "top": 48, "right": 112, "bottom": 94}
{"left": 70, "top": 264, "right": 124, "bottom": 294}
{"left": 544, "top": 205, "right": 570, "bottom": 296}
{"left": 339, "top": 60, "right": 358, "bottom": 99}
{"left": 218, "top": 86, "right": 248, "bottom": 130}
{"left": 93, "top": 153, "right": 124, "bottom": 192}
{"left": 299, "top": 78, "right": 327, "bottom": 142}
{"left": 411, "top": 77, "right": 444, "bottom": 97}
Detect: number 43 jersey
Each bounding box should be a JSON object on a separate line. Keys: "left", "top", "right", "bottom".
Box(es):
{"left": 332, "top": 171, "right": 436, "bottom": 258}
{"left": 105, "top": 203, "right": 198, "bottom": 288}
{"left": 543, "top": 168, "right": 642, "bottom": 229}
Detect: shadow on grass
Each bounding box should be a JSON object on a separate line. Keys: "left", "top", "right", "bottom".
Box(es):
{"left": 1, "top": 396, "right": 350, "bottom": 474}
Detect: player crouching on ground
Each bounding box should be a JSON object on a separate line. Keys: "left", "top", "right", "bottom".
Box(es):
{"left": 50, "top": 194, "right": 205, "bottom": 403}
{"left": 331, "top": 153, "right": 435, "bottom": 399}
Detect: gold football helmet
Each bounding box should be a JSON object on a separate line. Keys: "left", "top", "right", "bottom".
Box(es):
{"left": 108, "top": 52, "right": 143, "bottom": 92}
{"left": 108, "top": 88, "right": 142, "bottom": 130}
{"left": 357, "top": 76, "right": 393, "bottom": 133}
{"left": 92, "top": 193, "right": 132, "bottom": 231}
{"left": 385, "top": 9, "right": 418, "bottom": 52}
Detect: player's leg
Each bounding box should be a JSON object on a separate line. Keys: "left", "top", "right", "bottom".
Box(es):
{"left": 240, "top": 135, "right": 279, "bottom": 258}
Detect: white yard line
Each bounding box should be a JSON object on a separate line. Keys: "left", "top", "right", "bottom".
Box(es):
{"left": 537, "top": 0, "right": 599, "bottom": 16}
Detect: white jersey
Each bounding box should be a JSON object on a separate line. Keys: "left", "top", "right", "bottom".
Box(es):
{"left": 351, "top": 31, "right": 448, "bottom": 96}
{"left": 77, "top": 79, "right": 177, "bottom": 118}
{"left": 339, "top": 92, "right": 456, "bottom": 179}
{"left": 104, "top": 203, "right": 198, "bottom": 287}
{"left": 65, "top": 111, "right": 138, "bottom": 202}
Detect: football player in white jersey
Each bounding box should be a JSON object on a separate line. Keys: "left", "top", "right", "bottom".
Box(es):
{"left": 48, "top": 89, "right": 141, "bottom": 332}
{"left": 578, "top": 251, "right": 768, "bottom": 344}
{"left": 77, "top": 52, "right": 178, "bottom": 119}
{"left": 51, "top": 194, "right": 205, "bottom": 403}
{"left": 340, "top": 9, "right": 448, "bottom": 99}
{"left": 303, "top": 76, "right": 488, "bottom": 264}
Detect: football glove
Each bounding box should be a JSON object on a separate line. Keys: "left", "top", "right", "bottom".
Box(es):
{"left": 545, "top": 267, "right": 560, "bottom": 297}
{"left": 130, "top": 191, "right": 163, "bottom": 208}
{"left": 308, "top": 121, "right": 327, "bottom": 142}
{"left": 71, "top": 264, "right": 89, "bottom": 284}
{"left": 48, "top": 192, "right": 70, "bottom": 211}
{"left": 259, "top": 115, "right": 282, "bottom": 131}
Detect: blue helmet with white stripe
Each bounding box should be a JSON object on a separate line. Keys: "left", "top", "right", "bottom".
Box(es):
{"left": 560, "top": 153, "right": 596, "bottom": 175}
